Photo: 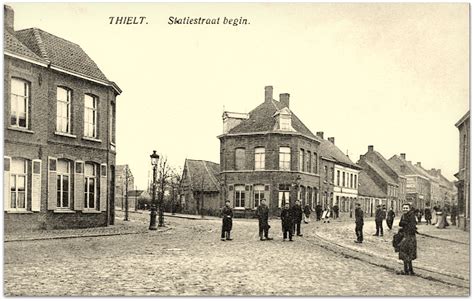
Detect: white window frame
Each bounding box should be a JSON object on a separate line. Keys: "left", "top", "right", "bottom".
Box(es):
{"left": 279, "top": 147, "right": 291, "bottom": 171}
{"left": 280, "top": 114, "right": 291, "bottom": 130}
{"left": 56, "top": 87, "right": 71, "bottom": 133}
{"left": 278, "top": 184, "right": 290, "bottom": 208}
{"left": 10, "top": 158, "right": 28, "bottom": 211}
{"left": 57, "top": 159, "right": 71, "bottom": 209}
{"left": 10, "top": 78, "right": 29, "bottom": 129}
{"left": 254, "top": 148, "right": 265, "bottom": 171}
{"left": 299, "top": 149, "right": 304, "bottom": 172}
{"left": 84, "top": 94, "right": 98, "bottom": 138}
{"left": 253, "top": 184, "right": 265, "bottom": 208}
{"left": 84, "top": 163, "right": 97, "bottom": 209}
{"left": 234, "top": 185, "right": 245, "bottom": 208}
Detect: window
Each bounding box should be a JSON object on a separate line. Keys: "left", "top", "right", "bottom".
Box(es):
{"left": 84, "top": 163, "right": 97, "bottom": 209}
{"left": 350, "top": 174, "right": 353, "bottom": 188}
{"left": 279, "top": 147, "right": 291, "bottom": 171}
{"left": 342, "top": 172, "right": 346, "bottom": 187}
{"left": 324, "top": 166, "right": 328, "bottom": 181}
{"left": 313, "top": 153, "right": 318, "bottom": 173}
{"left": 56, "top": 87, "right": 71, "bottom": 133}
{"left": 278, "top": 184, "right": 290, "bottom": 208}
{"left": 57, "top": 160, "right": 70, "bottom": 208}
{"left": 10, "top": 158, "right": 27, "bottom": 209}
{"left": 299, "top": 149, "right": 304, "bottom": 171}
{"left": 280, "top": 115, "right": 291, "bottom": 130}
{"left": 110, "top": 102, "right": 116, "bottom": 144}
{"left": 330, "top": 167, "right": 334, "bottom": 183}
{"left": 10, "top": 78, "right": 29, "bottom": 128}
{"left": 254, "top": 148, "right": 265, "bottom": 171}
{"left": 84, "top": 94, "right": 98, "bottom": 138}
{"left": 337, "top": 170, "right": 340, "bottom": 186}
{"left": 306, "top": 151, "right": 311, "bottom": 173}
{"left": 254, "top": 185, "right": 265, "bottom": 208}
{"left": 235, "top": 148, "right": 245, "bottom": 170}
{"left": 235, "top": 185, "right": 245, "bottom": 208}
{"left": 354, "top": 175, "right": 357, "bottom": 189}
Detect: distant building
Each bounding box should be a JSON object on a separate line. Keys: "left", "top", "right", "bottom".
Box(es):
{"left": 454, "top": 111, "right": 470, "bottom": 231}
{"left": 358, "top": 145, "right": 405, "bottom": 213}
{"left": 318, "top": 134, "right": 360, "bottom": 212}
{"left": 115, "top": 165, "right": 135, "bottom": 211}
{"left": 388, "top": 154, "right": 430, "bottom": 209}
{"left": 3, "top": 6, "right": 121, "bottom": 231}
{"left": 128, "top": 190, "right": 151, "bottom": 210}
{"left": 179, "top": 159, "right": 221, "bottom": 215}
{"left": 358, "top": 170, "right": 387, "bottom": 216}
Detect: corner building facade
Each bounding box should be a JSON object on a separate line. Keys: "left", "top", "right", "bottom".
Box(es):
{"left": 3, "top": 6, "right": 121, "bottom": 231}
{"left": 219, "top": 86, "right": 321, "bottom": 216}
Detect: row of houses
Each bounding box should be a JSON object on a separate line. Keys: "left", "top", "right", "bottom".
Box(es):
{"left": 179, "top": 86, "right": 457, "bottom": 218}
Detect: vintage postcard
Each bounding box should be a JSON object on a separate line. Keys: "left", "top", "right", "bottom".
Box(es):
{"left": 3, "top": 2, "right": 469, "bottom": 297}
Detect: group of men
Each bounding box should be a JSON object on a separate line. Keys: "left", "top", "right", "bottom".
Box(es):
{"left": 355, "top": 203, "right": 397, "bottom": 243}
{"left": 220, "top": 199, "right": 306, "bottom": 242}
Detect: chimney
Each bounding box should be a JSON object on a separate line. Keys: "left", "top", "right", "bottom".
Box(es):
{"left": 416, "top": 162, "right": 421, "bottom": 167}
{"left": 316, "top": 131, "right": 324, "bottom": 139}
{"left": 328, "top": 137, "right": 335, "bottom": 144}
{"left": 279, "top": 93, "right": 290, "bottom": 108}
{"left": 4, "top": 5, "right": 14, "bottom": 31}
{"left": 265, "top": 86, "right": 273, "bottom": 102}
{"left": 400, "top": 153, "right": 406, "bottom": 160}
{"left": 368, "top": 145, "right": 374, "bottom": 152}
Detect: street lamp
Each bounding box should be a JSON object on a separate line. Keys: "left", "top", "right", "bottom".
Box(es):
{"left": 149, "top": 150, "right": 159, "bottom": 230}
{"left": 293, "top": 175, "right": 302, "bottom": 204}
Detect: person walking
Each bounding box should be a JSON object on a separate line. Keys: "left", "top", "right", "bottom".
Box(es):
{"left": 333, "top": 204, "right": 340, "bottom": 219}
{"left": 424, "top": 204, "right": 432, "bottom": 225}
{"left": 354, "top": 203, "right": 364, "bottom": 243}
{"left": 291, "top": 200, "right": 303, "bottom": 236}
{"left": 315, "top": 204, "right": 323, "bottom": 221}
{"left": 373, "top": 205, "right": 384, "bottom": 236}
{"left": 256, "top": 199, "right": 272, "bottom": 241}
{"left": 396, "top": 203, "right": 418, "bottom": 275}
{"left": 451, "top": 203, "right": 458, "bottom": 226}
{"left": 281, "top": 202, "right": 294, "bottom": 241}
{"left": 220, "top": 200, "right": 233, "bottom": 241}
{"left": 386, "top": 207, "right": 395, "bottom": 230}
{"left": 322, "top": 205, "right": 331, "bottom": 223}
{"left": 303, "top": 204, "right": 311, "bottom": 224}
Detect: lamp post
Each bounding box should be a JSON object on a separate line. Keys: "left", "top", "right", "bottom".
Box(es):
{"left": 293, "top": 175, "right": 302, "bottom": 204}
{"left": 149, "top": 150, "right": 159, "bottom": 230}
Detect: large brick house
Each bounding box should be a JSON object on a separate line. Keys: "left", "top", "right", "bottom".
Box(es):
{"left": 3, "top": 6, "right": 121, "bottom": 231}
{"left": 219, "top": 86, "right": 332, "bottom": 216}
{"left": 454, "top": 111, "right": 470, "bottom": 231}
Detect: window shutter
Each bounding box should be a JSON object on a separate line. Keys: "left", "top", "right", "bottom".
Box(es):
{"left": 47, "top": 157, "right": 57, "bottom": 210}
{"left": 227, "top": 185, "right": 234, "bottom": 208}
{"left": 246, "top": 185, "right": 252, "bottom": 209}
{"left": 31, "top": 159, "right": 42, "bottom": 212}
{"left": 74, "top": 161, "right": 84, "bottom": 211}
{"left": 99, "top": 164, "right": 107, "bottom": 212}
{"left": 264, "top": 184, "right": 270, "bottom": 208}
{"left": 4, "top": 157, "right": 11, "bottom": 211}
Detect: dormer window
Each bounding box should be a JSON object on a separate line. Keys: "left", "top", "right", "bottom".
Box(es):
{"left": 280, "top": 114, "right": 291, "bottom": 130}
{"left": 273, "top": 107, "right": 294, "bottom": 131}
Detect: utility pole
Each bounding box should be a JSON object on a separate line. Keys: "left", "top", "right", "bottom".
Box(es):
{"left": 125, "top": 165, "right": 129, "bottom": 221}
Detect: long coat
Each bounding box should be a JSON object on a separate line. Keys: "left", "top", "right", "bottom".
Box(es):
{"left": 375, "top": 208, "right": 384, "bottom": 221}
{"left": 281, "top": 208, "right": 293, "bottom": 230}
{"left": 221, "top": 206, "right": 233, "bottom": 232}
{"left": 256, "top": 204, "right": 270, "bottom": 229}
{"left": 398, "top": 211, "right": 417, "bottom": 261}
{"left": 355, "top": 207, "right": 364, "bottom": 226}
{"left": 387, "top": 209, "right": 395, "bottom": 222}
{"left": 291, "top": 204, "right": 303, "bottom": 223}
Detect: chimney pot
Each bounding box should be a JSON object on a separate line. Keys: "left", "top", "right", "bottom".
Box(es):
{"left": 400, "top": 153, "right": 406, "bottom": 160}
{"left": 265, "top": 86, "right": 273, "bottom": 102}
{"left": 416, "top": 162, "right": 421, "bottom": 166}
{"left": 368, "top": 145, "right": 374, "bottom": 152}
{"left": 316, "top": 131, "right": 324, "bottom": 139}
{"left": 4, "top": 5, "right": 14, "bottom": 31}
{"left": 279, "top": 93, "right": 290, "bottom": 108}
{"left": 328, "top": 137, "right": 335, "bottom": 144}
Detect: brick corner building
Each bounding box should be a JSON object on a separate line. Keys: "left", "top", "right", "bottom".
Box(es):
{"left": 4, "top": 5, "right": 121, "bottom": 231}
{"left": 455, "top": 110, "right": 470, "bottom": 231}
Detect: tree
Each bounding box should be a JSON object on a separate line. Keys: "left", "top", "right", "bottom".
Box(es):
{"left": 156, "top": 156, "right": 172, "bottom": 227}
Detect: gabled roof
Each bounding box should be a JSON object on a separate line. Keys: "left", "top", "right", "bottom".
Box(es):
{"left": 184, "top": 159, "right": 220, "bottom": 192}
{"left": 319, "top": 139, "right": 361, "bottom": 170}
{"left": 455, "top": 110, "right": 470, "bottom": 128}
{"left": 227, "top": 99, "right": 316, "bottom": 139}
{"left": 362, "top": 160, "right": 398, "bottom": 186}
{"left": 4, "top": 29, "right": 46, "bottom": 63}
{"left": 358, "top": 170, "right": 387, "bottom": 198}
{"left": 370, "top": 150, "right": 404, "bottom": 179}
{"left": 388, "top": 155, "right": 420, "bottom": 176}
{"left": 14, "top": 28, "right": 109, "bottom": 82}
{"left": 413, "top": 164, "right": 438, "bottom": 183}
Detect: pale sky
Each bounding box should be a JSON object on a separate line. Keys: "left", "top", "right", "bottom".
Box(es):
{"left": 8, "top": 3, "right": 469, "bottom": 189}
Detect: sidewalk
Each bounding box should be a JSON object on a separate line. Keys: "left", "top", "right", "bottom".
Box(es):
{"left": 307, "top": 217, "right": 469, "bottom": 283}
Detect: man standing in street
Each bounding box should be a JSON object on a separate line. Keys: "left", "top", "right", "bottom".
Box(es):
{"left": 354, "top": 203, "right": 364, "bottom": 243}
{"left": 451, "top": 203, "right": 458, "bottom": 226}
{"left": 333, "top": 204, "right": 340, "bottom": 219}
{"left": 281, "top": 202, "right": 294, "bottom": 241}
{"left": 291, "top": 200, "right": 303, "bottom": 236}
{"left": 386, "top": 207, "right": 395, "bottom": 230}
{"left": 315, "top": 204, "right": 323, "bottom": 221}
{"left": 424, "top": 203, "right": 432, "bottom": 225}
{"left": 374, "top": 204, "right": 384, "bottom": 236}
{"left": 220, "top": 200, "right": 233, "bottom": 241}
{"left": 256, "top": 199, "right": 273, "bottom": 241}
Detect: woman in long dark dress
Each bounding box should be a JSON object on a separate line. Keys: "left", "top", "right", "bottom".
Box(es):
{"left": 397, "top": 203, "right": 418, "bottom": 275}
{"left": 221, "top": 200, "right": 233, "bottom": 241}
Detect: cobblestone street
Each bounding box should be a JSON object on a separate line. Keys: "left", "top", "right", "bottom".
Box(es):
{"left": 4, "top": 212, "right": 469, "bottom": 296}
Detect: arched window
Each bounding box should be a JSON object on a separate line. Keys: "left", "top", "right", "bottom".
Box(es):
{"left": 254, "top": 148, "right": 265, "bottom": 171}
{"left": 10, "top": 78, "right": 30, "bottom": 129}
{"left": 56, "top": 87, "right": 72, "bottom": 133}
{"left": 84, "top": 94, "right": 98, "bottom": 138}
